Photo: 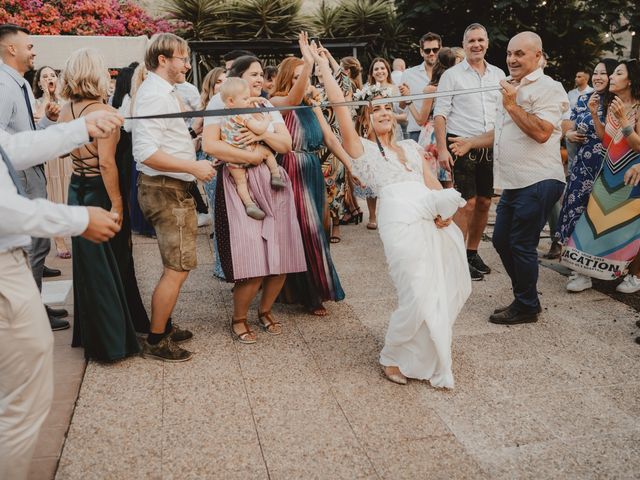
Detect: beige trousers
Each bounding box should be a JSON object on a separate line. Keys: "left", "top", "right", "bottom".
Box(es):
{"left": 0, "top": 249, "right": 54, "bottom": 480}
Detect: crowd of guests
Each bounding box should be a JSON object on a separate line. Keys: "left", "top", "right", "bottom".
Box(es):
{"left": 1, "top": 20, "right": 640, "bottom": 479}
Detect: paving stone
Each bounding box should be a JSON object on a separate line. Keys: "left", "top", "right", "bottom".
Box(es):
{"left": 51, "top": 221, "right": 640, "bottom": 478}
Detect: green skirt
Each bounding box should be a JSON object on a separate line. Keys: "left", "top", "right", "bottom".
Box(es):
{"left": 69, "top": 174, "right": 140, "bottom": 361}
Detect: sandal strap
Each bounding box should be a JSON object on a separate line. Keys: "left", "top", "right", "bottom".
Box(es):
{"left": 258, "top": 310, "right": 281, "bottom": 328}
{"left": 232, "top": 317, "right": 254, "bottom": 336}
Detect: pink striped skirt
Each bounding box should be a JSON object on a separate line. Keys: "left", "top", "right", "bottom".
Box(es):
{"left": 215, "top": 163, "right": 307, "bottom": 282}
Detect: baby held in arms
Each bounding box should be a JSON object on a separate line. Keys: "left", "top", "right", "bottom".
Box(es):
{"left": 219, "top": 77, "right": 285, "bottom": 220}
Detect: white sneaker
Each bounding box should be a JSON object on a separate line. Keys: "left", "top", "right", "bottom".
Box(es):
{"left": 197, "top": 213, "right": 212, "bottom": 227}
{"left": 566, "top": 273, "right": 592, "bottom": 292}
{"left": 616, "top": 274, "right": 640, "bottom": 294}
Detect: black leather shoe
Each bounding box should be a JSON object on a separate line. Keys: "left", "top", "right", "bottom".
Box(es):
{"left": 489, "top": 307, "right": 539, "bottom": 325}
{"left": 46, "top": 305, "right": 69, "bottom": 318}
{"left": 43, "top": 265, "right": 61, "bottom": 277}
{"left": 49, "top": 314, "right": 70, "bottom": 331}
{"left": 493, "top": 303, "right": 542, "bottom": 315}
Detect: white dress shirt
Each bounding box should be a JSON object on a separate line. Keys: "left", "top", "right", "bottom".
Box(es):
{"left": 132, "top": 72, "right": 196, "bottom": 182}
{"left": 433, "top": 59, "right": 506, "bottom": 137}
{"left": 400, "top": 63, "right": 430, "bottom": 133}
{"left": 0, "top": 120, "right": 91, "bottom": 252}
{"left": 493, "top": 68, "right": 569, "bottom": 190}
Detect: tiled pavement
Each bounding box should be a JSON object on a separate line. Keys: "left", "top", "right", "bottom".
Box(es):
{"left": 30, "top": 213, "right": 640, "bottom": 479}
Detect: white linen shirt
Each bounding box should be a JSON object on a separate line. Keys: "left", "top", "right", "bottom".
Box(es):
{"left": 399, "top": 63, "right": 430, "bottom": 134}
{"left": 0, "top": 120, "right": 90, "bottom": 252}
{"left": 567, "top": 85, "right": 594, "bottom": 111}
{"left": 433, "top": 59, "right": 506, "bottom": 137}
{"left": 132, "top": 72, "right": 196, "bottom": 182}
{"left": 493, "top": 68, "right": 569, "bottom": 190}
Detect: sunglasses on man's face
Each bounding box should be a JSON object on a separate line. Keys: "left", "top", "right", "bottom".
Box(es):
{"left": 422, "top": 47, "right": 440, "bottom": 54}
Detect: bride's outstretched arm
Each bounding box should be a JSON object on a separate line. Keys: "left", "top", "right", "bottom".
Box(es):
{"left": 310, "top": 43, "right": 364, "bottom": 159}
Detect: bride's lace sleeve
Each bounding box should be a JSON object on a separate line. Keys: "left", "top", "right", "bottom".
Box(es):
{"left": 351, "top": 138, "right": 383, "bottom": 195}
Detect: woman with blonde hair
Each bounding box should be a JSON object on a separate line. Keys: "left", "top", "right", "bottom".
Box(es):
{"left": 312, "top": 43, "right": 471, "bottom": 387}
{"left": 362, "top": 57, "right": 409, "bottom": 227}
{"left": 58, "top": 48, "right": 139, "bottom": 361}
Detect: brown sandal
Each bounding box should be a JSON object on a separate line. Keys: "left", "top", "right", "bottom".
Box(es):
{"left": 231, "top": 317, "right": 256, "bottom": 344}
{"left": 257, "top": 310, "right": 282, "bottom": 335}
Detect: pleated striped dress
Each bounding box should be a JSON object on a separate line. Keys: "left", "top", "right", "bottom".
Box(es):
{"left": 279, "top": 106, "right": 346, "bottom": 309}
{"left": 562, "top": 108, "right": 640, "bottom": 279}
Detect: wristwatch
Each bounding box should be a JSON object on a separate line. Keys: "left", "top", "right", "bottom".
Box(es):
{"left": 188, "top": 127, "right": 197, "bottom": 138}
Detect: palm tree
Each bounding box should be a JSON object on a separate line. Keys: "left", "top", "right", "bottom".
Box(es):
{"left": 307, "top": 1, "right": 342, "bottom": 38}
{"left": 335, "top": 0, "right": 392, "bottom": 38}
{"left": 226, "top": 0, "right": 307, "bottom": 39}
{"left": 162, "top": 0, "right": 230, "bottom": 40}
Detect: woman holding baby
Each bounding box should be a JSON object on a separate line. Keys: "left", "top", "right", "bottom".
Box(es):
{"left": 203, "top": 55, "right": 306, "bottom": 345}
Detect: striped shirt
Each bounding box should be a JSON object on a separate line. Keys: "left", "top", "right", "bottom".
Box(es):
{"left": 0, "top": 63, "right": 53, "bottom": 134}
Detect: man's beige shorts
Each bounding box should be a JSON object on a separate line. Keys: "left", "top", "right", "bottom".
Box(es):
{"left": 138, "top": 174, "right": 197, "bottom": 272}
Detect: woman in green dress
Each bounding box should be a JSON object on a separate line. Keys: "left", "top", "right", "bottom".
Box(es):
{"left": 59, "top": 49, "right": 139, "bottom": 361}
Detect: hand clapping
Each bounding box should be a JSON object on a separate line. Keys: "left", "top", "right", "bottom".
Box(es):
{"left": 609, "top": 96, "right": 627, "bottom": 123}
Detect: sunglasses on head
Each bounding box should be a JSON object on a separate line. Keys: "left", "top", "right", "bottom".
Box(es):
{"left": 422, "top": 47, "right": 440, "bottom": 54}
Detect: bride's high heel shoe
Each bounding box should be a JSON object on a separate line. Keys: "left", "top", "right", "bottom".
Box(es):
{"left": 382, "top": 366, "right": 407, "bottom": 385}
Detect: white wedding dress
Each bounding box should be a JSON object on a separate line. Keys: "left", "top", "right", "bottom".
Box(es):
{"left": 352, "top": 139, "right": 471, "bottom": 388}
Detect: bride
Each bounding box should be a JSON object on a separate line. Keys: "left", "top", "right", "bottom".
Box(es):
{"left": 312, "top": 44, "right": 471, "bottom": 388}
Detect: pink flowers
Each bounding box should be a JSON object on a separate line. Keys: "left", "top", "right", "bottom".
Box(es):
{"left": 0, "top": 0, "right": 173, "bottom": 36}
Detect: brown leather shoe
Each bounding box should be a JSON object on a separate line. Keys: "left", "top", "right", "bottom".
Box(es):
{"left": 169, "top": 324, "right": 193, "bottom": 344}
{"left": 142, "top": 336, "right": 192, "bottom": 362}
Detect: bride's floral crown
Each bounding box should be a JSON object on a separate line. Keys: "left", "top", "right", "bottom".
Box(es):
{"left": 353, "top": 84, "right": 393, "bottom": 102}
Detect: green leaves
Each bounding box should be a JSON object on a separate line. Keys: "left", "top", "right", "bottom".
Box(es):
{"left": 163, "top": 0, "right": 306, "bottom": 40}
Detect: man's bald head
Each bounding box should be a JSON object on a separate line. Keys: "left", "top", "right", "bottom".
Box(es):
{"left": 506, "top": 31, "right": 543, "bottom": 81}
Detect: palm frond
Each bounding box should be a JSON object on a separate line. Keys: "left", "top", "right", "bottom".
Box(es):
{"left": 227, "top": 0, "right": 307, "bottom": 39}
{"left": 161, "top": 0, "right": 230, "bottom": 40}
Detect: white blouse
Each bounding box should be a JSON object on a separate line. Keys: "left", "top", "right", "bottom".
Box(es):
{"left": 351, "top": 138, "right": 425, "bottom": 196}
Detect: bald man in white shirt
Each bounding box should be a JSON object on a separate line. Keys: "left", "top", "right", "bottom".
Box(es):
{"left": 0, "top": 110, "right": 124, "bottom": 480}
{"left": 450, "top": 32, "right": 568, "bottom": 326}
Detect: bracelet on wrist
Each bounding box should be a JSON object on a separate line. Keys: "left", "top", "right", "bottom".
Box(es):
{"left": 621, "top": 125, "right": 634, "bottom": 137}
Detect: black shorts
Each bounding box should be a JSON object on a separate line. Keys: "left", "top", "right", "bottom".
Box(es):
{"left": 447, "top": 135, "right": 494, "bottom": 200}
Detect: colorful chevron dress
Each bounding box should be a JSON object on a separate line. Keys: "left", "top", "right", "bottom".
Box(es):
{"left": 561, "top": 107, "right": 640, "bottom": 279}
{"left": 279, "top": 105, "right": 345, "bottom": 309}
